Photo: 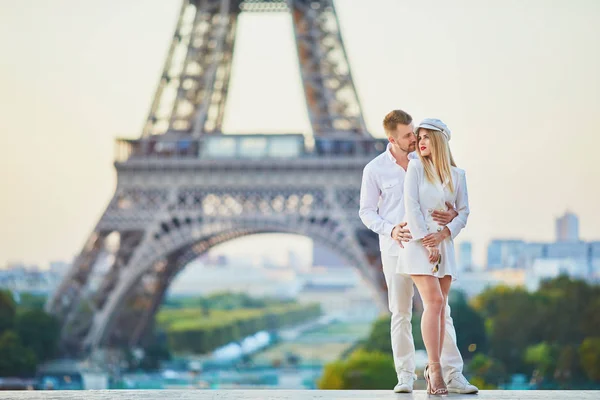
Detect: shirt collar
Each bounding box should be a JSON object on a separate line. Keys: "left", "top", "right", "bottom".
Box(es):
{"left": 385, "top": 142, "right": 396, "bottom": 163}
{"left": 386, "top": 143, "right": 418, "bottom": 163}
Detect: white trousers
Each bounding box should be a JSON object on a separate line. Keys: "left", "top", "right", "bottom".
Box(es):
{"left": 381, "top": 253, "right": 464, "bottom": 381}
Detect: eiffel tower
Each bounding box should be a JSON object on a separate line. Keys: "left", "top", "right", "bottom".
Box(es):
{"left": 46, "top": 0, "right": 389, "bottom": 355}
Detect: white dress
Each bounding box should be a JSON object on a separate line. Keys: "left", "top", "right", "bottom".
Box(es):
{"left": 396, "top": 159, "right": 470, "bottom": 280}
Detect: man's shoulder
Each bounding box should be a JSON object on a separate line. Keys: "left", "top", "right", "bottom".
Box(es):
{"left": 363, "top": 151, "right": 388, "bottom": 172}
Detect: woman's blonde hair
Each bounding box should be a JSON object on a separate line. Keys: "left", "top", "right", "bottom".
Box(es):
{"left": 417, "top": 128, "right": 457, "bottom": 192}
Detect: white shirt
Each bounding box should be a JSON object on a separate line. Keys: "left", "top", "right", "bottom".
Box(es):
{"left": 359, "top": 143, "right": 417, "bottom": 256}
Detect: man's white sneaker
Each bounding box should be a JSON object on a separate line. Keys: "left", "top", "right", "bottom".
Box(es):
{"left": 393, "top": 371, "right": 415, "bottom": 393}
{"left": 446, "top": 373, "right": 479, "bottom": 394}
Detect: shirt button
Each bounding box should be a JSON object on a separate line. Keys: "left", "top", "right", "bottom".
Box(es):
{"left": 428, "top": 209, "right": 433, "bottom": 214}
{"left": 437, "top": 227, "right": 443, "bottom": 232}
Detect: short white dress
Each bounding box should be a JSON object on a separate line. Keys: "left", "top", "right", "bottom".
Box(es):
{"left": 396, "top": 159, "right": 470, "bottom": 280}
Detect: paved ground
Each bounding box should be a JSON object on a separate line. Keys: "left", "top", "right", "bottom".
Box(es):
{"left": 0, "top": 390, "right": 598, "bottom": 400}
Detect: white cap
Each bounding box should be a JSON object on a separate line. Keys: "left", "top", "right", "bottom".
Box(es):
{"left": 416, "top": 118, "right": 451, "bottom": 142}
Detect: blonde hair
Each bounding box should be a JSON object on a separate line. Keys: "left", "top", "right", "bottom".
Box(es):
{"left": 383, "top": 110, "right": 412, "bottom": 137}
{"left": 417, "top": 129, "right": 457, "bottom": 192}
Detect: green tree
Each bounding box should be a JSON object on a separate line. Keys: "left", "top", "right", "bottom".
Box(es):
{"left": 448, "top": 290, "right": 487, "bottom": 358}
{"left": 467, "top": 353, "right": 507, "bottom": 389}
{"left": 0, "top": 330, "right": 37, "bottom": 377}
{"left": 361, "top": 316, "right": 391, "bottom": 354}
{"left": 554, "top": 345, "right": 581, "bottom": 384}
{"left": 15, "top": 309, "right": 61, "bottom": 363}
{"left": 0, "top": 290, "right": 16, "bottom": 334}
{"left": 579, "top": 337, "right": 600, "bottom": 382}
{"left": 472, "top": 286, "right": 542, "bottom": 373}
{"left": 524, "top": 342, "right": 557, "bottom": 379}
{"left": 318, "top": 349, "right": 396, "bottom": 389}
{"left": 581, "top": 291, "right": 600, "bottom": 339}
{"left": 536, "top": 277, "right": 593, "bottom": 346}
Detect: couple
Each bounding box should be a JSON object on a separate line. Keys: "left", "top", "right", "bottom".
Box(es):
{"left": 359, "top": 109, "right": 478, "bottom": 395}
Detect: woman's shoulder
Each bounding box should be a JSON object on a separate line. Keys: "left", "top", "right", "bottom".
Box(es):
{"left": 451, "top": 165, "right": 466, "bottom": 176}
{"left": 407, "top": 158, "right": 424, "bottom": 171}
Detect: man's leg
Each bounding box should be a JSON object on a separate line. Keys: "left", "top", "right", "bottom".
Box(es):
{"left": 440, "top": 303, "right": 479, "bottom": 394}
{"left": 440, "top": 303, "right": 463, "bottom": 380}
{"left": 381, "top": 254, "right": 415, "bottom": 379}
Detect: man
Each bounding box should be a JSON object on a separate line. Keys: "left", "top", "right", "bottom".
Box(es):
{"left": 358, "top": 109, "right": 479, "bottom": 394}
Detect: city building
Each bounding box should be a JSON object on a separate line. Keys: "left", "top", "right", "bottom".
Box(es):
{"left": 458, "top": 241, "right": 473, "bottom": 272}
{"left": 556, "top": 211, "right": 579, "bottom": 242}
{"left": 486, "top": 239, "right": 527, "bottom": 269}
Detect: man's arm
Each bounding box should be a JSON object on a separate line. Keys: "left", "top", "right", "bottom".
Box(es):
{"left": 358, "top": 166, "right": 395, "bottom": 237}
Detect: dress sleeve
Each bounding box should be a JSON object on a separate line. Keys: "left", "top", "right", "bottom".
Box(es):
{"left": 446, "top": 169, "right": 470, "bottom": 239}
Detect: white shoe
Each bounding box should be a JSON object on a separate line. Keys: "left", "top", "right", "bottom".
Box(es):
{"left": 393, "top": 371, "right": 415, "bottom": 393}
{"left": 446, "top": 373, "right": 479, "bottom": 394}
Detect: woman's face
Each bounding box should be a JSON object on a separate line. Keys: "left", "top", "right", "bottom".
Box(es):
{"left": 417, "top": 130, "right": 432, "bottom": 157}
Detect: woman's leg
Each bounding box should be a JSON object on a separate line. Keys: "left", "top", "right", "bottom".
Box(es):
{"left": 438, "top": 275, "right": 452, "bottom": 360}
{"left": 411, "top": 275, "right": 444, "bottom": 363}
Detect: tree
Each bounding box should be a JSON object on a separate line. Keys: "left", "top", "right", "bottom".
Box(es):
{"left": 579, "top": 337, "right": 600, "bottom": 382}
{"left": 448, "top": 290, "right": 487, "bottom": 358}
{"left": 318, "top": 350, "right": 396, "bottom": 389}
{"left": 536, "top": 277, "right": 593, "bottom": 346}
{"left": 0, "top": 330, "right": 37, "bottom": 377}
{"left": 472, "top": 286, "right": 542, "bottom": 373}
{"left": 0, "top": 290, "right": 16, "bottom": 334}
{"left": 361, "top": 316, "right": 391, "bottom": 354}
{"left": 15, "top": 309, "right": 60, "bottom": 362}
{"left": 524, "top": 342, "right": 557, "bottom": 380}
{"left": 554, "top": 345, "right": 581, "bottom": 384}
{"left": 467, "top": 353, "right": 507, "bottom": 389}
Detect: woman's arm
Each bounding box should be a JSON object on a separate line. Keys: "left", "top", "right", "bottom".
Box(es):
{"left": 404, "top": 161, "right": 429, "bottom": 241}
{"left": 446, "top": 169, "right": 470, "bottom": 239}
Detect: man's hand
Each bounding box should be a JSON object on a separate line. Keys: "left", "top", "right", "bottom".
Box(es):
{"left": 422, "top": 227, "right": 450, "bottom": 247}
{"left": 431, "top": 202, "right": 458, "bottom": 225}
{"left": 391, "top": 222, "right": 412, "bottom": 248}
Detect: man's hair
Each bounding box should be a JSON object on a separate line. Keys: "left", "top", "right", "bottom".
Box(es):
{"left": 383, "top": 109, "right": 412, "bottom": 137}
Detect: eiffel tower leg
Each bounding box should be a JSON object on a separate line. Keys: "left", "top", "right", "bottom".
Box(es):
{"left": 290, "top": 0, "right": 368, "bottom": 136}
{"left": 143, "top": 0, "right": 238, "bottom": 136}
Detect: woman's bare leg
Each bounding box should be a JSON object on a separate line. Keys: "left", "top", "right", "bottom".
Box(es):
{"left": 411, "top": 275, "right": 444, "bottom": 363}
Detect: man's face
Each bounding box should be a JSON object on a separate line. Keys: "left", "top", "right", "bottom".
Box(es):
{"left": 389, "top": 123, "right": 416, "bottom": 153}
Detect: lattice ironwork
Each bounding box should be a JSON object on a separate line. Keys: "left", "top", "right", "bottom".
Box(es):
{"left": 47, "top": 0, "right": 385, "bottom": 357}
{"left": 141, "top": 0, "right": 367, "bottom": 137}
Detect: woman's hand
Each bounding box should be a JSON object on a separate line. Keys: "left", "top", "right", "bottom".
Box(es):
{"left": 427, "top": 246, "right": 440, "bottom": 264}
{"left": 422, "top": 227, "right": 450, "bottom": 247}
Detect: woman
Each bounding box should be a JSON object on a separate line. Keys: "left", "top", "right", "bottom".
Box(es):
{"left": 396, "top": 118, "right": 469, "bottom": 395}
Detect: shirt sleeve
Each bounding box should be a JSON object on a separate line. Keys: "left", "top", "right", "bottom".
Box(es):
{"left": 446, "top": 169, "right": 470, "bottom": 239}
{"left": 404, "top": 161, "right": 429, "bottom": 240}
{"left": 358, "top": 165, "right": 395, "bottom": 238}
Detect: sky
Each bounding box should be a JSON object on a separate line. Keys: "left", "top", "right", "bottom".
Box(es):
{"left": 0, "top": 0, "right": 599, "bottom": 268}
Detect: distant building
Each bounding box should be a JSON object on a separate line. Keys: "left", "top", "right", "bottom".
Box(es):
{"left": 453, "top": 268, "right": 526, "bottom": 297}
{"left": 49, "top": 261, "right": 71, "bottom": 276}
{"left": 458, "top": 242, "right": 473, "bottom": 272}
{"left": 526, "top": 258, "right": 586, "bottom": 291}
{"left": 556, "top": 211, "right": 579, "bottom": 242}
{"left": 486, "top": 240, "right": 526, "bottom": 269}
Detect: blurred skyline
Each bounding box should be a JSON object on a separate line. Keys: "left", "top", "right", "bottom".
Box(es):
{"left": 1, "top": 0, "right": 599, "bottom": 267}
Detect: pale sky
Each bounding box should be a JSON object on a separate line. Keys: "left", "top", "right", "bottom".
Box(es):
{"left": 1, "top": 0, "right": 599, "bottom": 268}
